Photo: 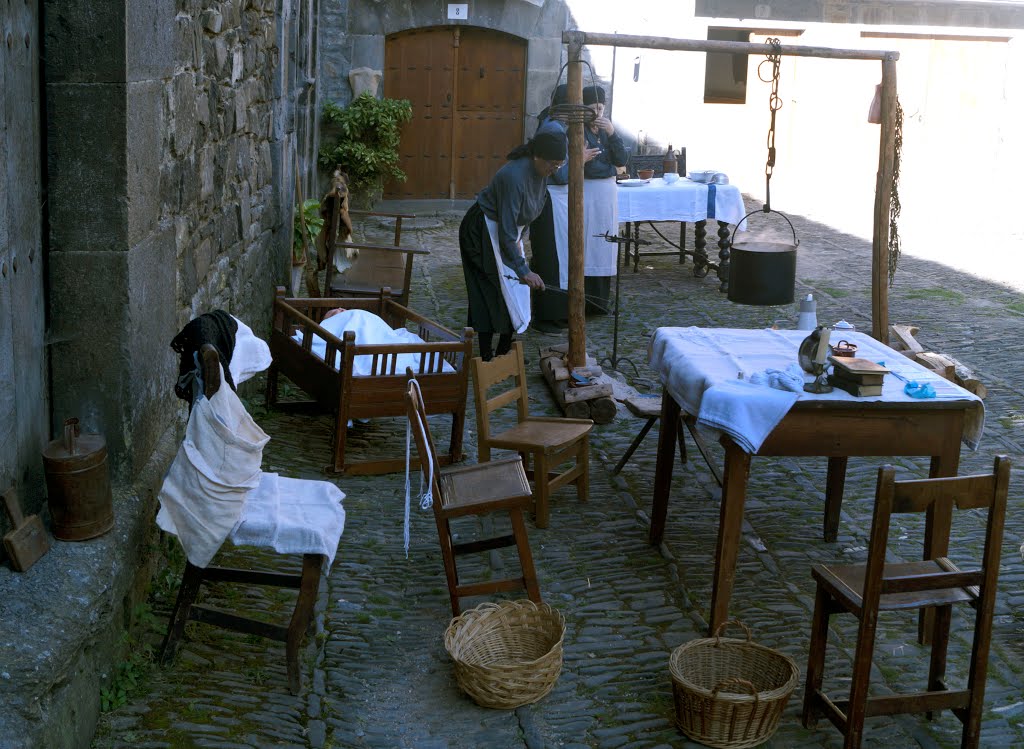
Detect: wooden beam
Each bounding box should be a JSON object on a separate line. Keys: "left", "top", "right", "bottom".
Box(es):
{"left": 562, "top": 31, "right": 898, "bottom": 61}
{"left": 567, "top": 40, "right": 586, "bottom": 369}
{"left": 872, "top": 55, "right": 898, "bottom": 342}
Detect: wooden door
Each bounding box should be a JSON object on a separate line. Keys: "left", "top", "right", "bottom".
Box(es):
{"left": 384, "top": 27, "right": 526, "bottom": 200}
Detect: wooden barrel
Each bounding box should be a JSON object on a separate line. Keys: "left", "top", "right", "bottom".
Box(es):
{"left": 42, "top": 418, "right": 114, "bottom": 541}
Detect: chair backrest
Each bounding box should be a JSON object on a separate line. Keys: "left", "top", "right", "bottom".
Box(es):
{"left": 862, "top": 456, "right": 1011, "bottom": 605}
{"left": 324, "top": 241, "right": 428, "bottom": 308}
{"left": 405, "top": 375, "right": 444, "bottom": 510}
{"left": 470, "top": 340, "right": 530, "bottom": 446}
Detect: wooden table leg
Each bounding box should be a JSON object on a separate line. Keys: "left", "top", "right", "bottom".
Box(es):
{"left": 823, "top": 456, "right": 848, "bottom": 542}
{"left": 708, "top": 438, "right": 751, "bottom": 635}
{"left": 649, "top": 388, "right": 681, "bottom": 544}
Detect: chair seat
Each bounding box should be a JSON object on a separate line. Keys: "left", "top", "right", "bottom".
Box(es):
{"left": 439, "top": 457, "right": 532, "bottom": 516}
{"left": 812, "top": 560, "right": 976, "bottom": 612}
{"left": 488, "top": 418, "right": 592, "bottom": 454}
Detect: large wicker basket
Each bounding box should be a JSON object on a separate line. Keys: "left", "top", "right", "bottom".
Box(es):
{"left": 444, "top": 600, "right": 565, "bottom": 709}
{"left": 669, "top": 621, "right": 799, "bottom": 749}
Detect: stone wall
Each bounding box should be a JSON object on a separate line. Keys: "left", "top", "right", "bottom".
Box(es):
{"left": 45, "top": 0, "right": 290, "bottom": 479}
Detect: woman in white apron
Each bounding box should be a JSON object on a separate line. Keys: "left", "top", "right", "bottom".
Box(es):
{"left": 458, "top": 120, "right": 567, "bottom": 361}
{"left": 530, "top": 84, "right": 628, "bottom": 332}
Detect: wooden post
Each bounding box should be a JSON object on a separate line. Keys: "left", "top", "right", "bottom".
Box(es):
{"left": 566, "top": 40, "right": 586, "bottom": 369}
{"left": 872, "top": 55, "right": 898, "bottom": 343}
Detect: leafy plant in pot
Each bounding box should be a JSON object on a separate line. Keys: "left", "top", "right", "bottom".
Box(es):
{"left": 318, "top": 93, "right": 413, "bottom": 207}
{"left": 291, "top": 198, "right": 324, "bottom": 295}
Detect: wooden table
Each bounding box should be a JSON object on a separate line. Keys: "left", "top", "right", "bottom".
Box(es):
{"left": 617, "top": 178, "right": 747, "bottom": 287}
{"left": 648, "top": 328, "right": 984, "bottom": 637}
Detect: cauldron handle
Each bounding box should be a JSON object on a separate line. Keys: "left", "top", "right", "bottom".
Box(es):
{"left": 728, "top": 207, "right": 800, "bottom": 248}
{"left": 63, "top": 418, "right": 81, "bottom": 455}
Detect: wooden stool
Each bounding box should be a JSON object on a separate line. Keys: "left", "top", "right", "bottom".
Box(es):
{"left": 612, "top": 395, "right": 723, "bottom": 487}
{"left": 160, "top": 553, "right": 324, "bottom": 695}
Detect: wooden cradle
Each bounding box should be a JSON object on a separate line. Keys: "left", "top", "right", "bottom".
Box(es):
{"left": 267, "top": 287, "right": 474, "bottom": 475}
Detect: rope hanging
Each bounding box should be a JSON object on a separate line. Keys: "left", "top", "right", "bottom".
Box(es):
{"left": 888, "top": 99, "right": 904, "bottom": 286}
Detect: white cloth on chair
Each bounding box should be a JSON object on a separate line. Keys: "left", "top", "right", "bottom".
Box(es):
{"left": 229, "top": 315, "right": 272, "bottom": 385}
{"left": 230, "top": 473, "right": 346, "bottom": 567}
{"left": 157, "top": 363, "right": 270, "bottom": 568}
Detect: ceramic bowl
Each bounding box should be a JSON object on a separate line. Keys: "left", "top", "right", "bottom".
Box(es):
{"left": 637, "top": 169, "right": 655, "bottom": 180}
{"left": 663, "top": 172, "right": 680, "bottom": 184}
{"left": 688, "top": 170, "right": 717, "bottom": 183}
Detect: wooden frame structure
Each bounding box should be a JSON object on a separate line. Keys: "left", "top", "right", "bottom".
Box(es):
{"left": 560, "top": 31, "right": 900, "bottom": 367}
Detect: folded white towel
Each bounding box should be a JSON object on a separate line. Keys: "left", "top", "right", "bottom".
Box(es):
{"left": 229, "top": 315, "right": 272, "bottom": 385}
{"left": 697, "top": 378, "right": 799, "bottom": 454}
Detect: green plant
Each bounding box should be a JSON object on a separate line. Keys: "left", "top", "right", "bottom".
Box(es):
{"left": 319, "top": 93, "right": 413, "bottom": 197}
{"left": 293, "top": 198, "right": 324, "bottom": 265}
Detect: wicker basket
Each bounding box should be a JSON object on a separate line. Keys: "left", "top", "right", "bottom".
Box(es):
{"left": 444, "top": 600, "right": 565, "bottom": 709}
{"left": 669, "top": 621, "right": 799, "bottom": 749}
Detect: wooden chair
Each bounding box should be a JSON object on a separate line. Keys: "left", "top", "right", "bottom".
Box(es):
{"left": 326, "top": 211, "right": 425, "bottom": 309}
{"left": 470, "top": 341, "right": 592, "bottom": 529}
{"left": 160, "top": 346, "right": 344, "bottom": 695}
{"left": 802, "top": 455, "right": 1011, "bottom": 749}
{"left": 406, "top": 376, "right": 541, "bottom": 616}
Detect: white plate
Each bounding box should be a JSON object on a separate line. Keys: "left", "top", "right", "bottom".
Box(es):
{"left": 617, "top": 179, "right": 650, "bottom": 187}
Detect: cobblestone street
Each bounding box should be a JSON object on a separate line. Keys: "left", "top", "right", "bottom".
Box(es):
{"left": 92, "top": 198, "right": 1024, "bottom": 749}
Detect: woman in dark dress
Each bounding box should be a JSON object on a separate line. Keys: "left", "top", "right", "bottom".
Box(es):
{"left": 459, "top": 120, "right": 568, "bottom": 360}
{"left": 531, "top": 85, "right": 628, "bottom": 332}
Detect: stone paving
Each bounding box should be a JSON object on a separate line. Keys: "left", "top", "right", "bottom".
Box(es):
{"left": 91, "top": 199, "right": 1024, "bottom": 749}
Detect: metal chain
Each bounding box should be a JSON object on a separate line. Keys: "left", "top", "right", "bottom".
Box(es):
{"left": 888, "top": 98, "right": 904, "bottom": 286}
{"left": 758, "top": 38, "right": 783, "bottom": 212}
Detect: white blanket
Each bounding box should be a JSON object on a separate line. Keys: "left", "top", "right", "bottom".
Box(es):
{"left": 649, "top": 327, "right": 985, "bottom": 454}
{"left": 294, "top": 308, "right": 455, "bottom": 374}
{"left": 157, "top": 364, "right": 270, "bottom": 568}
{"left": 547, "top": 177, "right": 619, "bottom": 289}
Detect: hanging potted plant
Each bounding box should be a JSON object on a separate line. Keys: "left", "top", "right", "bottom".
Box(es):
{"left": 318, "top": 93, "right": 413, "bottom": 207}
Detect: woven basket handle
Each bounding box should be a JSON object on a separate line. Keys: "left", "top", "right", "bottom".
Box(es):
{"left": 710, "top": 677, "right": 760, "bottom": 708}
{"left": 713, "top": 619, "right": 753, "bottom": 645}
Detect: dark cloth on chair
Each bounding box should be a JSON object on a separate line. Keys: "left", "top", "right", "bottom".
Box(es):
{"left": 171, "top": 310, "right": 238, "bottom": 402}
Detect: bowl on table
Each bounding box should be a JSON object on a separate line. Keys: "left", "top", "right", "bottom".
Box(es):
{"left": 636, "top": 169, "right": 655, "bottom": 180}
{"left": 688, "top": 170, "right": 717, "bottom": 183}
{"left": 663, "top": 172, "right": 681, "bottom": 184}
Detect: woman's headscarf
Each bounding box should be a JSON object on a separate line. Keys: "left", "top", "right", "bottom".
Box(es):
{"left": 507, "top": 119, "right": 567, "bottom": 162}
{"left": 583, "top": 85, "right": 606, "bottom": 105}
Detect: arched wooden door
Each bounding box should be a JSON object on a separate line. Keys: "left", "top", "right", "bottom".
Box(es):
{"left": 383, "top": 26, "right": 526, "bottom": 200}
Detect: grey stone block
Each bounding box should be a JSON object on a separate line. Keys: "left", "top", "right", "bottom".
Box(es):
{"left": 42, "top": 1, "right": 125, "bottom": 83}
{"left": 45, "top": 83, "right": 128, "bottom": 252}
{"left": 126, "top": 79, "right": 165, "bottom": 247}
{"left": 126, "top": 0, "right": 176, "bottom": 81}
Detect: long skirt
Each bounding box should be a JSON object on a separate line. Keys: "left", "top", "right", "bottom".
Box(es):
{"left": 459, "top": 202, "right": 513, "bottom": 336}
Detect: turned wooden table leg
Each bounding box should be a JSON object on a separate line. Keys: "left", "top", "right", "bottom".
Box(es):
{"left": 693, "top": 220, "right": 709, "bottom": 277}
{"left": 716, "top": 221, "right": 731, "bottom": 293}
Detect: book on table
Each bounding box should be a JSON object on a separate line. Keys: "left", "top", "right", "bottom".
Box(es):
{"left": 828, "top": 374, "right": 883, "bottom": 397}
{"left": 830, "top": 357, "right": 889, "bottom": 385}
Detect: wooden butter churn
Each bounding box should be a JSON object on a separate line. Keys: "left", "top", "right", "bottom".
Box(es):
{"left": 42, "top": 417, "right": 114, "bottom": 540}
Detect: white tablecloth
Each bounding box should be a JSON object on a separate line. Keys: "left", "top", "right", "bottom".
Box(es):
{"left": 618, "top": 178, "right": 748, "bottom": 227}
{"left": 649, "top": 327, "right": 985, "bottom": 454}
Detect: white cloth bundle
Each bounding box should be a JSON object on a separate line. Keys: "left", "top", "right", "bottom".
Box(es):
{"left": 484, "top": 216, "right": 531, "bottom": 334}
{"left": 229, "top": 315, "right": 272, "bottom": 385}
{"left": 157, "top": 363, "right": 270, "bottom": 567}
{"left": 294, "top": 308, "right": 455, "bottom": 375}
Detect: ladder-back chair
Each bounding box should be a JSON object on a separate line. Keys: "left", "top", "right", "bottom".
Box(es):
{"left": 470, "top": 341, "right": 592, "bottom": 529}
{"left": 406, "top": 376, "right": 540, "bottom": 616}
{"left": 802, "top": 455, "right": 1011, "bottom": 748}
{"left": 326, "top": 211, "right": 424, "bottom": 309}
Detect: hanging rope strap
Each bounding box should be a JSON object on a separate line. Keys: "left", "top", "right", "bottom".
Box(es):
{"left": 758, "top": 38, "right": 783, "bottom": 213}
{"left": 403, "top": 378, "right": 433, "bottom": 558}
{"left": 888, "top": 98, "right": 904, "bottom": 286}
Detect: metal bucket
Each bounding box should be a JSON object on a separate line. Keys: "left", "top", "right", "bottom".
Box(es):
{"left": 727, "top": 210, "right": 799, "bottom": 306}
{"left": 42, "top": 417, "right": 114, "bottom": 541}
